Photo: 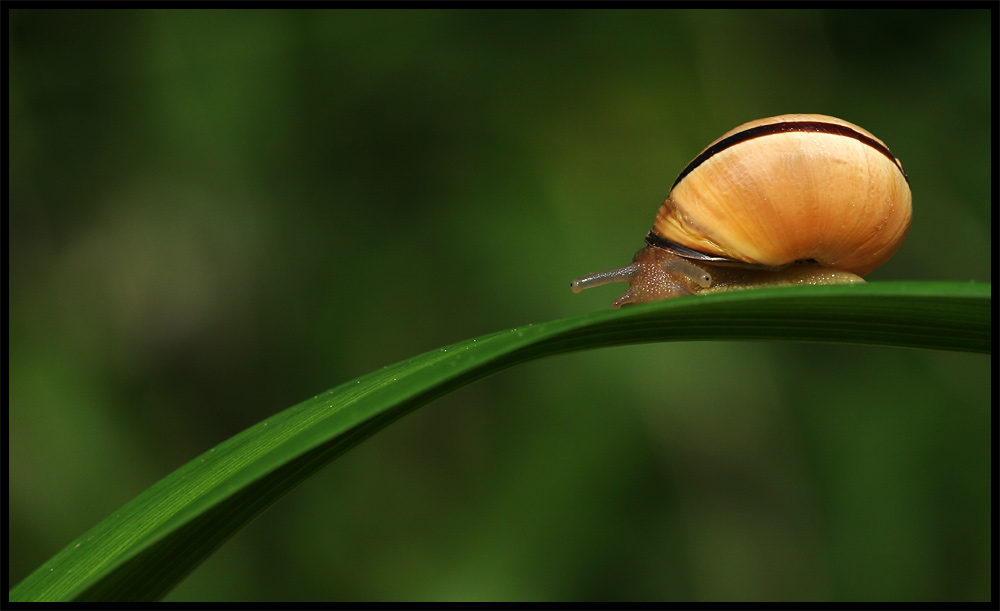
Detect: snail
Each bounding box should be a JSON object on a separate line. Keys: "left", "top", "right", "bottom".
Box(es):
{"left": 570, "top": 114, "right": 912, "bottom": 308}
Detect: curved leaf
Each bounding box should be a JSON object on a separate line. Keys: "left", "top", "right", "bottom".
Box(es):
{"left": 9, "top": 281, "right": 991, "bottom": 602}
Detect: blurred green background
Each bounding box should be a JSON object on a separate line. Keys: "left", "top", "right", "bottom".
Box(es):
{"left": 8, "top": 8, "right": 991, "bottom": 602}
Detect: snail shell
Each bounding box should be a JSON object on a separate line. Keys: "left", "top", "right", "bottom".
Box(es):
{"left": 571, "top": 114, "right": 912, "bottom": 308}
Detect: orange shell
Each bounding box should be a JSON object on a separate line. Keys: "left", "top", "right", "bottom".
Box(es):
{"left": 651, "top": 114, "right": 912, "bottom": 276}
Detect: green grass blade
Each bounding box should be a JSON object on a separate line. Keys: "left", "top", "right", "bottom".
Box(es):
{"left": 9, "top": 281, "right": 991, "bottom": 602}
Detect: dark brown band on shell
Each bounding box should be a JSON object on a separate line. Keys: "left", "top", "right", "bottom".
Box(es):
{"left": 670, "top": 120, "right": 908, "bottom": 191}
{"left": 645, "top": 232, "right": 815, "bottom": 269}
{"left": 644, "top": 232, "right": 733, "bottom": 262}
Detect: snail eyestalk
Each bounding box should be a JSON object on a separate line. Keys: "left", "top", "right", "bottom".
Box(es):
{"left": 570, "top": 264, "right": 639, "bottom": 293}
{"left": 659, "top": 257, "right": 712, "bottom": 290}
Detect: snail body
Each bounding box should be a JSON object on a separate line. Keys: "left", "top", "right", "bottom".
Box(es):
{"left": 571, "top": 114, "right": 912, "bottom": 308}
